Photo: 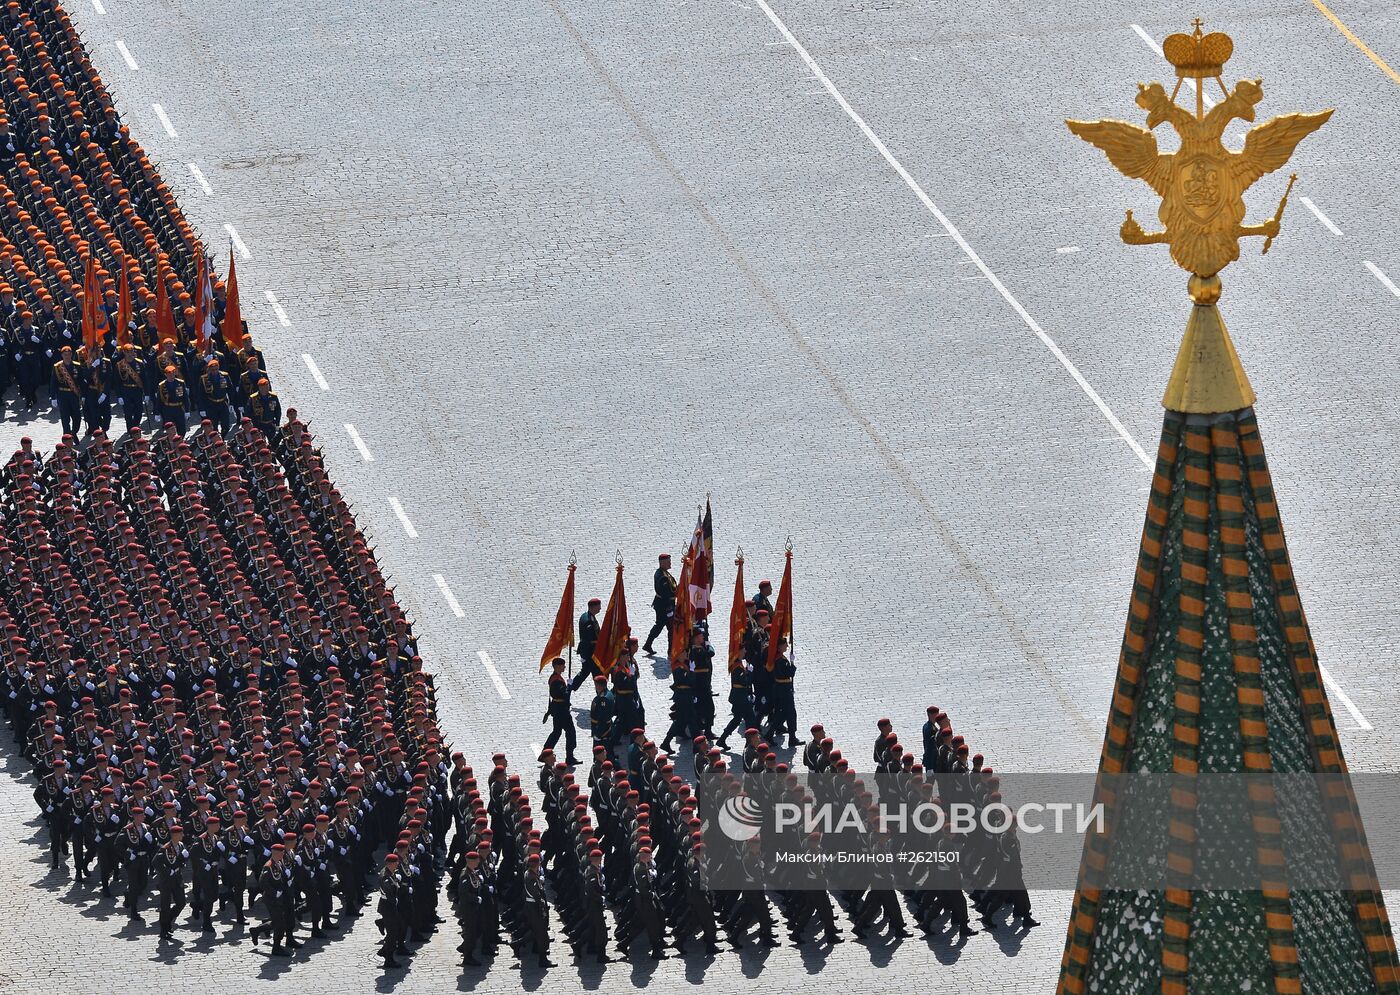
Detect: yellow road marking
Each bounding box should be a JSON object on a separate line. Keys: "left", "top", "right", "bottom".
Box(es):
{"left": 1311, "top": 0, "right": 1400, "bottom": 87}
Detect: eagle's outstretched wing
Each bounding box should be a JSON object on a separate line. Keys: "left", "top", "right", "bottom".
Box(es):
{"left": 1232, "top": 110, "right": 1333, "bottom": 187}
{"left": 1065, "top": 118, "right": 1169, "bottom": 195}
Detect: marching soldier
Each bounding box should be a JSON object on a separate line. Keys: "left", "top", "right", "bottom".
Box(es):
{"left": 764, "top": 637, "right": 801, "bottom": 747}
{"left": 376, "top": 853, "right": 408, "bottom": 969}
{"left": 517, "top": 853, "right": 554, "bottom": 968}
{"left": 253, "top": 842, "right": 297, "bottom": 955}
{"left": 455, "top": 849, "right": 485, "bottom": 967}
{"left": 122, "top": 804, "right": 155, "bottom": 921}
{"left": 200, "top": 357, "right": 233, "bottom": 435}
{"left": 642, "top": 553, "right": 675, "bottom": 656}
{"left": 540, "top": 657, "right": 579, "bottom": 765}
{"left": 717, "top": 658, "right": 756, "bottom": 750}
{"left": 51, "top": 345, "right": 82, "bottom": 436}
{"left": 113, "top": 342, "right": 146, "bottom": 432}
{"left": 190, "top": 816, "right": 224, "bottom": 932}
{"left": 155, "top": 823, "right": 189, "bottom": 939}
{"left": 221, "top": 809, "right": 252, "bottom": 925}
{"left": 617, "top": 846, "right": 668, "bottom": 959}
{"left": 568, "top": 598, "right": 602, "bottom": 693}
{"left": 248, "top": 377, "right": 281, "bottom": 439}
{"left": 156, "top": 364, "right": 188, "bottom": 433}
{"left": 81, "top": 347, "right": 113, "bottom": 435}
{"left": 588, "top": 676, "right": 616, "bottom": 754}
{"left": 752, "top": 580, "right": 774, "bottom": 616}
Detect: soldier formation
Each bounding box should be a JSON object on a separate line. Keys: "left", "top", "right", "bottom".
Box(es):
{"left": 0, "top": 0, "right": 279, "bottom": 439}
{"left": 0, "top": 0, "right": 1035, "bottom": 973}
{"left": 3, "top": 412, "right": 448, "bottom": 958}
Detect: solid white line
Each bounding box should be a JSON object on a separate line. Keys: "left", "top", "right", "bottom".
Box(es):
{"left": 344, "top": 423, "right": 374, "bottom": 461}
{"left": 187, "top": 162, "right": 213, "bottom": 195}
{"left": 433, "top": 574, "right": 465, "bottom": 618}
{"left": 477, "top": 651, "right": 512, "bottom": 700}
{"left": 1318, "top": 665, "right": 1373, "bottom": 731}
{"left": 1057, "top": 246, "right": 1082, "bottom": 254}
{"left": 1363, "top": 260, "right": 1400, "bottom": 298}
{"left": 530, "top": 743, "right": 543, "bottom": 759}
{"left": 266, "top": 290, "right": 291, "bottom": 326}
{"left": 224, "top": 223, "right": 251, "bottom": 259}
{"left": 152, "top": 104, "right": 177, "bottom": 137}
{"left": 114, "top": 39, "right": 139, "bottom": 70}
{"left": 387, "top": 496, "right": 418, "bottom": 539}
{"left": 301, "top": 353, "right": 329, "bottom": 390}
{"left": 91, "top": 0, "right": 106, "bottom": 14}
{"left": 1300, "top": 196, "right": 1343, "bottom": 237}
{"left": 1130, "top": 24, "right": 1215, "bottom": 108}
{"left": 753, "top": 0, "right": 1152, "bottom": 470}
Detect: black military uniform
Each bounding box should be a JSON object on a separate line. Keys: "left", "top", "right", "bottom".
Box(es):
{"left": 588, "top": 679, "right": 616, "bottom": 753}
{"left": 190, "top": 825, "right": 224, "bottom": 931}
{"left": 121, "top": 813, "right": 155, "bottom": 919}
{"left": 765, "top": 640, "right": 800, "bottom": 747}
{"left": 254, "top": 849, "right": 298, "bottom": 955}
{"left": 248, "top": 384, "right": 281, "bottom": 439}
{"left": 540, "top": 660, "right": 579, "bottom": 764}
{"left": 377, "top": 857, "right": 407, "bottom": 968}
{"left": 718, "top": 662, "right": 756, "bottom": 749}
{"left": 568, "top": 602, "right": 601, "bottom": 693}
{"left": 113, "top": 346, "right": 146, "bottom": 432}
{"left": 51, "top": 351, "right": 83, "bottom": 436}
{"left": 156, "top": 369, "right": 188, "bottom": 433}
{"left": 642, "top": 555, "right": 676, "bottom": 655}
{"left": 156, "top": 833, "right": 189, "bottom": 938}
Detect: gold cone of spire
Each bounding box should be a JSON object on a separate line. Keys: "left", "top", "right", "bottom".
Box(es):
{"left": 1066, "top": 18, "right": 1331, "bottom": 413}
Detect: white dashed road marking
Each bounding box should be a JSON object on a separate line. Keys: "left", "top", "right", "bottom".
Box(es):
{"left": 187, "top": 162, "right": 214, "bottom": 195}
{"left": 91, "top": 0, "right": 106, "bottom": 14}
{"left": 301, "top": 353, "right": 329, "bottom": 389}
{"left": 1056, "top": 246, "right": 1081, "bottom": 254}
{"left": 1363, "top": 260, "right": 1400, "bottom": 298}
{"left": 224, "top": 224, "right": 251, "bottom": 259}
{"left": 152, "top": 103, "right": 178, "bottom": 137}
{"left": 1301, "top": 196, "right": 1343, "bottom": 237}
{"left": 266, "top": 291, "right": 292, "bottom": 326}
{"left": 477, "top": 651, "right": 512, "bottom": 700}
{"left": 387, "top": 496, "right": 418, "bottom": 539}
{"left": 433, "top": 575, "right": 465, "bottom": 618}
{"left": 114, "top": 39, "right": 138, "bottom": 70}
{"left": 344, "top": 423, "right": 374, "bottom": 461}
{"left": 753, "top": 0, "right": 1152, "bottom": 470}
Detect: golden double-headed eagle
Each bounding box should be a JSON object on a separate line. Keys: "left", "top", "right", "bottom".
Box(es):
{"left": 1067, "top": 21, "right": 1331, "bottom": 279}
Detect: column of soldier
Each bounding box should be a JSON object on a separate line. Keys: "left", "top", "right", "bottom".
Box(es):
{"left": 1, "top": 408, "right": 459, "bottom": 960}
{"left": 456, "top": 555, "right": 1039, "bottom": 973}
{"left": 0, "top": 0, "right": 282, "bottom": 438}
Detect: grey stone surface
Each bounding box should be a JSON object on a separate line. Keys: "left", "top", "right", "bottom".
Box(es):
{"left": 1, "top": 0, "right": 1399, "bottom": 992}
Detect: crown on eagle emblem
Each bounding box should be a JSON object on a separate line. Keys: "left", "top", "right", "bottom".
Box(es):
{"left": 1162, "top": 19, "right": 1233, "bottom": 79}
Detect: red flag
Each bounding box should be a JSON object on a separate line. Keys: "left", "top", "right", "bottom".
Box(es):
{"left": 539, "top": 563, "right": 576, "bottom": 672}
{"left": 194, "top": 251, "right": 215, "bottom": 348}
{"left": 765, "top": 548, "right": 793, "bottom": 671}
{"left": 669, "top": 546, "right": 696, "bottom": 670}
{"left": 689, "top": 499, "right": 713, "bottom": 621}
{"left": 155, "top": 267, "right": 177, "bottom": 346}
{"left": 221, "top": 247, "right": 245, "bottom": 351}
{"left": 727, "top": 553, "right": 746, "bottom": 671}
{"left": 115, "top": 261, "right": 132, "bottom": 347}
{"left": 592, "top": 562, "right": 630, "bottom": 675}
{"left": 80, "top": 254, "right": 98, "bottom": 353}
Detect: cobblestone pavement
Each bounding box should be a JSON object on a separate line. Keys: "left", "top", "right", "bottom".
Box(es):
{"left": 1, "top": 0, "right": 1399, "bottom": 992}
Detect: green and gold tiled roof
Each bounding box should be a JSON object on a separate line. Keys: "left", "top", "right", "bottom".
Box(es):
{"left": 1057, "top": 407, "right": 1400, "bottom": 995}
